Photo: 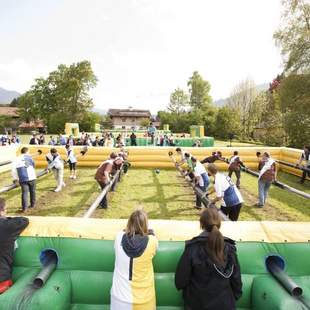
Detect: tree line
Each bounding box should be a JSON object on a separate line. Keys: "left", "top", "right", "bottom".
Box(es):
{"left": 160, "top": 0, "right": 310, "bottom": 148}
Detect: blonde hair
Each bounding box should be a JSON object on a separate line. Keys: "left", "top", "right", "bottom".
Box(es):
{"left": 126, "top": 209, "right": 148, "bottom": 236}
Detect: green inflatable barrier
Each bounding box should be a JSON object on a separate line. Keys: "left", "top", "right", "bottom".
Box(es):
{"left": 0, "top": 237, "right": 309, "bottom": 310}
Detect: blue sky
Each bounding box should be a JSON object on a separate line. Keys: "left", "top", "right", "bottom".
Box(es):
{"left": 0, "top": 0, "right": 282, "bottom": 112}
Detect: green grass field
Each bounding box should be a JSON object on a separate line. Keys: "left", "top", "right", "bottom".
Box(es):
{"left": 1, "top": 167, "right": 309, "bottom": 221}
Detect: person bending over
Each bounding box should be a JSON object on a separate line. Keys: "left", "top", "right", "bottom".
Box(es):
{"left": 0, "top": 198, "right": 29, "bottom": 294}
{"left": 46, "top": 148, "right": 65, "bottom": 192}
{"left": 207, "top": 164, "right": 243, "bottom": 221}
{"left": 257, "top": 152, "right": 276, "bottom": 207}
{"left": 191, "top": 157, "right": 210, "bottom": 209}
{"left": 175, "top": 208, "right": 242, "bottom": 310}
{"left": 12, "top": 147, "right": 36, "bottom": 212}
{"left": 201, "top": 151, "right": 222, "bottom": 164}
{"left": 65, "top": 144, "right": 77, "bottom": 179}
{"left": 95, "top": 152, "right": 117, "bottom": 209}
{"left": 228, "top": 151, "right": 244, "bottom": 189}
{"left": 297, "top": 145, "right": 310, "bottom": 184}
{"left": 111, "top": 209, "right": 158, "bottom": 310}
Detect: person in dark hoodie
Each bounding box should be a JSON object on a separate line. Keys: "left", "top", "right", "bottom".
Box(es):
{"left": 0, "top": 198, "right": 29, "bottom": 294}
{"left": 175, "top": 208, "right": 242, "bottom": 310}
{"left": 110, "top": 209, "right": 158, "bottom": 310}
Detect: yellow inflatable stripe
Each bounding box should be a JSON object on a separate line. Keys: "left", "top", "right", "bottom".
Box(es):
{"left": 19, "top": 216, "right": 310, "bottom": 242}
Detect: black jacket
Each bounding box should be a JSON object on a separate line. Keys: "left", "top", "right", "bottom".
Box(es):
{"left": 175, "top": 231, "right": 242, "bottom": 310}
{"left": 0, "top": 216, "right": 29, "bottom": 282}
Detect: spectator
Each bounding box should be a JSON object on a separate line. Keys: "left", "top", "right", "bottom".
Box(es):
{"left": 111, "top": 209, "right": 158, "bottom": 310}
{"left": 0, "top": 198, "right": 29, "bottom": 294}
{"left": 67, "top": 135, "right": 75, "bottom": 146}
{"left": 207, "top": 163, "right": 243, "bottom": 221}
{"left": 39, "top": 133, "right": 45, "bottom": 145}
{"left": 130, "top": 132, "right": 137, "bottom": 146}
{"left": 105, "top": 134, "right": 114, "bottom": 147}
{"left": 59, "top": 134, "right": 67, "bottom": 146}
{"left": 48, "top": 136, "right": 56, "bottom": 146}
{"left": 29, "top": 134, "right": 39, "bottom": 145}
{"left": 257, "top": 152, "right": 276, "bottom": 207}
{"left": 11, "top": 147, "right": 36, "bottom": 212}
{"left": 175, "top": 208, "right": 242, "bottom": 310}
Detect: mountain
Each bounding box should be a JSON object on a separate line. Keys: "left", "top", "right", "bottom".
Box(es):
{"left": 0, "top": 87, "right": 20, "bottom": 104}
{"left": 213, "top": 83, "right": 269, "bottom": 107}
{"left": 92, "top": 107, "right": 107, "bottom": 115}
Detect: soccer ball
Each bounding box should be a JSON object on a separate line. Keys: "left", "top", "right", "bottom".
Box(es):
{"left": 155, "top": 169, "right": 160, "bottom": 174}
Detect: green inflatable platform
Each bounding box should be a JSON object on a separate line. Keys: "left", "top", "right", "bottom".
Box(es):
{"left": 0, "top": 236, "right": 309, "bottom": 310}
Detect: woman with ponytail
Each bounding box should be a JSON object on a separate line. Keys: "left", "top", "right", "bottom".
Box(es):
{"left": 175, "top": 208, "right": 242, "bottom": 310}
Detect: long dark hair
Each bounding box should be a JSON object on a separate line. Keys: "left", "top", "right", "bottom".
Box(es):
{"left": 200, "top": 208, "right": 224, "bottom": 265}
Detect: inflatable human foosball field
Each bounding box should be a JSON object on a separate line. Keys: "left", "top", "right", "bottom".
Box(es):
{"left": 0, "top": 217, "right": 309, "bottom": 310}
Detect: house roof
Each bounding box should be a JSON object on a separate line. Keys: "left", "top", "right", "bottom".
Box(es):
{"left": 0, "top": 107, "right": 19, "bottom": 117}
{"left": 19, "top": 120, "right": 45, "bottom": 128}
{"left": 108, "top": 109, "right": 151, "bottom": 118}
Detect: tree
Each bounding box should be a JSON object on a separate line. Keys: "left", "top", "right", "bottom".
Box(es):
{"left": 214, "top": 106, "right": 241, "bottom": 139}
{"left": 278, "top": 73, "right": 310, "bottom": 147}
{"left": 274, "top": 0, "right": 310, "bottom": 73}
{"left": 187, "top": 71, "right": 212, "bottom": 109}
{"left": 17, "top": 60, "right": 97, "bottom": 131}
{"left": 167, "top": 88, "right": 189, "bottom": 114}
{"left": 227, "top": 78, "right": 258, "bottom": 138}
{"left": 79, "top": 112, "right": 102, "bottom": 132}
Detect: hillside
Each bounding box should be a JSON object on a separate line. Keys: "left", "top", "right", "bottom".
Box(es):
{"left": 0, "top": 87, "right": 20, "bottom": 104}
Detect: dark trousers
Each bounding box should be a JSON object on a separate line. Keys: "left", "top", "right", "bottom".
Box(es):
{"left": 301, "top": 165, "right": 310, "bottom": 183}
{"left": 130, "top": 140, "right": 137, "bottom": 146}
{"left": 20, "top": 180, "right": 36, "bottom": 210}
{"left": 123, "top": 162, "right": 131, "bottom": 174}
{"left": 98, "top": 182, "right": 108, "bottom": 208}
{"left": 221, "top": 203, "right": 242, "bottom": 221}
{"left": 228, "top": 169, "right": 241, "bottom": 188}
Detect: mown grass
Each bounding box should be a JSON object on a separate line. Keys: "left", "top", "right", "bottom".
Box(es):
{"left": 1, "top": 167, "right": 309, "bottom": 221}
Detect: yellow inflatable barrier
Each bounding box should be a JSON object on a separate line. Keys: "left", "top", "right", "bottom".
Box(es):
{"left": 11, "top": 146, "right": 304, "bottom": 177}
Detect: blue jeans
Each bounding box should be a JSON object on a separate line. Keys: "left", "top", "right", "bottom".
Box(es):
{"left": 196, "top": 173, "right": 209, "bottom": 207}
{"left": 258, "top": 179, "right": 271, "bottom": 206}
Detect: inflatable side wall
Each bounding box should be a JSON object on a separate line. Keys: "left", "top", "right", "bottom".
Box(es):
{"left": 24, "top": 146, "right": 284, "bottom": 169}
{"left": 0, "top": 218, "right": 309, "bottom": 310}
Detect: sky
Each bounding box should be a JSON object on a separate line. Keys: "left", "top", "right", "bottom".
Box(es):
{"left": 0, "top": 0, "right": 283, "bottom": 113}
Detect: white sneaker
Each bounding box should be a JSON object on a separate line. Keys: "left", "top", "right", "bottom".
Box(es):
{"left": 54, "top": 187, "right": 61, "bottom": 192}
{"left": 73, "top": 175, "right": 76, "bottom": 179}
{"left": 70, "top": 175, "right": 73, "bottom": 179}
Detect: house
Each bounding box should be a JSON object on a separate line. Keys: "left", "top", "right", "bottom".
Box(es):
{"left": 18, "top": 120, "right": 46, "bottom": 133}
{"left": 0, "top": 106, "right": 19, "bottom": 118}
{"left": 107, "top": 108, "right": 152, "bottom": 129}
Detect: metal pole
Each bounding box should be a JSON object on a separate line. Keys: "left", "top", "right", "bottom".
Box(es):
{"left": 276, "top": 159, "right": 310, "bottom": 174}
{"left": 169, "top": 154, "right": 230, "bottom": 221}
{"left": 219, "top": 157, "right": 310, "bottom": 200}
{"left": 83, "top": 167, "right": 123, "bottom": 218}
{"left": 0, "top": 169, "right": 49, "bottom": 194}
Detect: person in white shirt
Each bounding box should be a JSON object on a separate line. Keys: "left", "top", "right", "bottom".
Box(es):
{"left": 65, "top": 145, "right": 77, "bottom": 179}
{"left": 207, "top": 163, "right": 243, "bottom": 221}
{"left": 191, "top": 157, "right": 210, "bottom": 209}
{"left": 46, "top": 148, "right": 65, "bottom": 192}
